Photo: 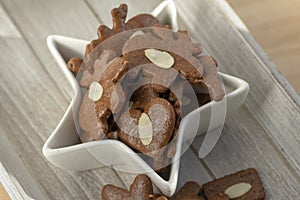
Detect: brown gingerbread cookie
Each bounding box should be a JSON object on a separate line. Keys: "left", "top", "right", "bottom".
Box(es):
{"left": 168, "top": 77, "right": 187, "bottom": 126}
{"left": 118, "top": 98, "right": 176, "bottom": 159}
{"left": 95, "top": 55, "right": 129, "bottom": 114}
{"left": 78, "top": 92, "right": 106, "bottom": 142}
{"left": 80, "top": 50, "right": 116, "bottom": 88}
{"left": 142, "top": 64, "right": 179, "bottom": 93}
{"left": 122, "top": 28, "right": 204, "bottom": 85}
{"left": 198, "top": 56, "right": 225, "bottom": 101}
{"left": 101, "top": 174, "right": 167, "bottom": 200}
{"left": 202, "top": 168, "right": 265, "bottom": 200}
{"left": 67, "top": 57, "right": 83, "bottom": 73}
{"left": 86, "top": 4, "right": 159, "bottom": 56}
{"left": 210, "top": 193, "right": 230, "bottom": 200}
{"left": 170, "top": 181, "right": 203, "bottom": 200}
{"left": 106, "top": 131, "right": 118, "bottom": 140}
{"left": 196, "top": 93, "right": 211, "bottom": 107}
{"left": 78, "top": 55, "right": 129, "bottom": 141}
{"left": 130, "top": 84, "right": 160, "bottom": 111}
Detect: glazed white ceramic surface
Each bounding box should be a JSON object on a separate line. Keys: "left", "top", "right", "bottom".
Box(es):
{"left": 43, "top": 0, "right": 249, "bottom": 196}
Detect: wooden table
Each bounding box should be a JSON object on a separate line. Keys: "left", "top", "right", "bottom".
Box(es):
{"left": 227, "top": 0, "right": 300, "bottom": 93}
{"left": 0, "top": 0, "right": 299, "bottom": 199}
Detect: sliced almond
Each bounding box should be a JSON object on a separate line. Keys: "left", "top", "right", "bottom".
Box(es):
{"left": 138, "top": 113, "right": 153, "bottom": 145}
{"left": 224, "top": 182, "right": 252, "bottom": 199}
{"left": 88, "top": 82, "right": 103, "bottom": 101}
{"left": 144, "top": 48, "right": 174, "bottom": 69}
{"left": 130, "top": 30, "right": 144, "bottom": 39}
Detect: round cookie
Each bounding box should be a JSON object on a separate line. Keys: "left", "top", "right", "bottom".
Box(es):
{"left": 67, "top": 57, "right": 83, "bottom": 73}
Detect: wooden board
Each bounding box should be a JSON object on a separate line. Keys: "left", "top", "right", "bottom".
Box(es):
{"left": 0, "top": 162, "right": 25, "bottom": 200}
{"left": 227, "top": 0, "right": 300, "bottom": 94}
{"left": 0, "top": 0, "right": 299, "bottom": 199}
{"left": 0, "top": 0, "right": 100, "bottom": 101}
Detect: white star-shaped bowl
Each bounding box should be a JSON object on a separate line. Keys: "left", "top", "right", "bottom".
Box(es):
{"left": 42, "top": 1, "right": 249, "bottom": 196}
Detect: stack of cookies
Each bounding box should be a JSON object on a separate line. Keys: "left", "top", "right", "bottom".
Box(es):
{"left": 67, "top": 4, "right": 225, "bottom": 173}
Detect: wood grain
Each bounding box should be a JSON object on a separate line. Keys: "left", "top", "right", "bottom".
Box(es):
{"left": 227, "top": 0, "right": 300, "bottom": 94}
{"left": 0, "top": 0, "right": 100, "bottom": 101}
{"left": 0, "top": 128, "right": 49, "bottom": 199}
{"left": 0, "top": 162, "right": 25, "bottom": 200}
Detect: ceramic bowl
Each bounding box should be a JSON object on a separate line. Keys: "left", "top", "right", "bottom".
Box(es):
{"left": 43, "top": 0, "right": 249, "bottom": 196}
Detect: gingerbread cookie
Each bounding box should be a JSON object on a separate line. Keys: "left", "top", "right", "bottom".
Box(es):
{"left": 78, "top": 55, "right": 129, "bottom": 141}
{"left": 101, "top": 174, "right": 167, "bottom": 200}
{"left": 80, "top": 50, "right": 116, "bottom": 88}
{"left": 196, "top": 93, "right": 211, "bottom": 107}
{"left": 170, "top": 181, "right": 203, "bottom": 200}
{"left": 202, "top": 168, "right": 265, "bottom": 200}
{"left": 198, "top": 56, "right": 225, "bottom": 101}
{"left": 210, "top": 193, "right": 230, "bottom": 200}
{"left": 122, "top": 28, "right": 204, "bottom": 85}
{"left": 142, "top": 64, "right": 178, "bottom": 93}
{"left": 78, "top": 92, "right": 106, "bottom": 142}
{"left": 85, "top": 4, "right": 159, "bottom": 56}
{"left": 130, "top": 84, "right": 160, "bottom": 110}
{"left": 66, "top": 57, "right": 83, "bottom": 73}
{"left": 118, "top": 98, "right": 176, "bottom": 159}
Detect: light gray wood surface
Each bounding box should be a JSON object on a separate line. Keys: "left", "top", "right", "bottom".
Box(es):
{"left": 0, "top": 0, "right": 299, "bottom": 200}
